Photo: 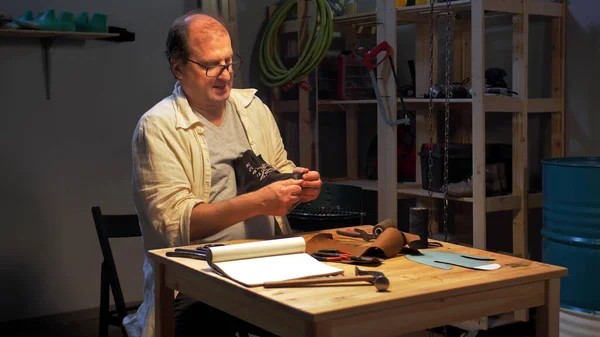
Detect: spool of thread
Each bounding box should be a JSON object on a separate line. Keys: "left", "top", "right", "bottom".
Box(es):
{"left": 373, "top": 219, "right": 397, "bottom": 236}
{"left": 409, "top": 207, "right": 429, "bottom": 248}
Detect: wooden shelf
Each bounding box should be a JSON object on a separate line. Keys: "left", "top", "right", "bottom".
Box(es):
{"left": 278, "top": 0, "right": 564, "bottom": 34}
{"left": 330, "top": 179, "right": 542, "bottom": 212}
{"left": 333, "top": 0, "right": 563, "bottom": 28}
{"left": 0, "top": 29, "right": 118, "bottom": 40}
{"left": 484, "top": 96, "right": 562, "bottom": 113}
{"left": 1, "top": 28, "right": 132, "bottom": 100}
{"left": 318, "top": 97, "right": 560, "bottom": 113}
{"left": 319, "top": 98, "right": 473, "bottom": 105}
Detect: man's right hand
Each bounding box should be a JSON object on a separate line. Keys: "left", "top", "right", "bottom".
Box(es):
{"left": 256, "top": 179, "right": 303, "bottom": 216}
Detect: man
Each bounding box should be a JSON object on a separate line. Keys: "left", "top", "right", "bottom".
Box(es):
{"left": 124, "top": 10, "right": 322, "bottom": 337}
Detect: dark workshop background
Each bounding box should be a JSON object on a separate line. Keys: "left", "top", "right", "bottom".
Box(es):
{"left": 0, "top": 0, "right": 598, "bottom": 324}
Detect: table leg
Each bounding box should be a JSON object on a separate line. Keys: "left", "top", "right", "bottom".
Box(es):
{"left": 536, "top": 278, "right": 560, "bottom": 337}
{"left": 305, "top": 321, "right": 332, "bottom": 337}
{"left": 155, "top": 262, "right": 175, "bottom": 337}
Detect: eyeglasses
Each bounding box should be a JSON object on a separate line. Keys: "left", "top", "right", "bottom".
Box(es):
{"left": 187, "top": 53, "right": 242, "bottom": 77}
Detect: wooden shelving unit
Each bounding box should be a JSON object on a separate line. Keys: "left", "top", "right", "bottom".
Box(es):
{"left": 269, "top": 1, "right": 565, "bottom": 243}
{"left": 301, "top": 0, "right": 564, "bottom": 254}
{"left": 362, "top": 0, "right": 566, "bottom": 257}
{"left": 268, "top": 0, "right": 565, "bottom": 331}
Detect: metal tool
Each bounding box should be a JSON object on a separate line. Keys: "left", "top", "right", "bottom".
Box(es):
{"left": 423, "top": 3, "right": 453, "bottom": 337}
{"left": 311, "top": 249, "right": 382, "bottom": 266}
{"left": 425, "top": 0, "right": 452, "bottom": 246}
{"left": 262, "top": 266, "right": 390, "bottom": 292}
{"left": 363, "top": 40, "right": 410, "bottom": 126}
{"left": 354, "top": 266, "right": 390, "bottom": 292}
{"left": 166, "top": 249, "right": 206, "bottom": 260}
{"left": 165, "top": 243, "right": 226, "bottom": 260}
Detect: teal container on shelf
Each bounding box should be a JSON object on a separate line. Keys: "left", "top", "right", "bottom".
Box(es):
{"left": 542, "top": 157, "right": 600, "bottom": 314}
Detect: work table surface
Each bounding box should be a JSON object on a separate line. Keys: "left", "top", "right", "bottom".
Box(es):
{"left": 149, "top": 226, "right": 567, "bottom": 337}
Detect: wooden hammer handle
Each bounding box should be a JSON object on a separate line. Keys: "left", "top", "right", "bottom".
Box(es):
{"left": 263, "top": 275, "right": 375, "bottom": 288}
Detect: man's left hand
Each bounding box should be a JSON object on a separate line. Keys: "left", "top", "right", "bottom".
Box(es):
{"left": 293, "top": 167, "right": 322, "bottom": 202}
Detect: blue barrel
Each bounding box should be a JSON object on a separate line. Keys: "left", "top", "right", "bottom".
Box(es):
{"left": 542, "top": 157, "right": 600, "bottom": 314}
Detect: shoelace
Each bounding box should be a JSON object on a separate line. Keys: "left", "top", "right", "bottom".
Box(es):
{"left": 254, "top": 164, "right": 277, "bottom": 181}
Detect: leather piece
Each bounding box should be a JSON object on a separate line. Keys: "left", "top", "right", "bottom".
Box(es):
{"left": 306, "top": 228, "right": 421, "bottom": 258}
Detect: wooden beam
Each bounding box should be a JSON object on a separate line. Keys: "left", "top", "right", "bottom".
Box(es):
{"left": 484, "top": 96, "right": 521, "bottom": 112}
{"left": 483, "top": 0, "right": 523, "bottom": 14}
{"left": 154, "top": 263, "right": 174, "bottom": 337}
{"left": 483, "top": 97, "right": 560, "bottom": 113}
{"left": 471, "top": 0, "right": 486, "bottom": 250}
{"left": 528, "top": 1, "right": 563, "bottom": 17}
{"left": 511, "top": 3, "right": 529, "bottom": 260}
{"left": 536, "top": 278, "right": 560, "bottom": 337}
{"left": 529, "top": 98, "right": 561, "bottom": 113}
{"left": 376, "top": 0, "right": 398, "bottom": 222}
{"left": 485, "top": 193, "right": 542, "bottom": 212}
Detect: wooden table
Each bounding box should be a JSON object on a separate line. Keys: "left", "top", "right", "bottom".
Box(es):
{"left": 149, "top": 226, "right": 567, "bottom": 337}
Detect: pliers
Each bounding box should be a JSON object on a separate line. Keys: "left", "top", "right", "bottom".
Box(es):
{"left": 165, "top": 243, "right": 226, "bottom": 260}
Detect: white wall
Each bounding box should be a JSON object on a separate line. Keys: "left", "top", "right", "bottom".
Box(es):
{"left": 0, "top": 0, "right": 197, "bottom": 322}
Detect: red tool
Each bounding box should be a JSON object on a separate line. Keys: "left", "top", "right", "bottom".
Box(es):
{"left": 363, "top": 41, "right": 410, "bottom": 126}
{"left": 311, "top": 249, "right": 352, "bottom": 261}
{"left": 311, "top": 249, "right": 382, "bottom": 266}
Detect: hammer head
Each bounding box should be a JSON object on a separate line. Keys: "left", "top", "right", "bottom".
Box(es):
{"left": 355, "top": 266, "right": 390, "bottom": 292}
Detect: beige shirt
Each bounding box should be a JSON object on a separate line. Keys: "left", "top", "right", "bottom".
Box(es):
{"left": 123, "top": 81, "right": 296, "bottom": 337}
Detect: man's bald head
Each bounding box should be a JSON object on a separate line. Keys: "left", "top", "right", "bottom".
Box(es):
{"left": 165, "top": 10, "right": 230, "bottom": 67}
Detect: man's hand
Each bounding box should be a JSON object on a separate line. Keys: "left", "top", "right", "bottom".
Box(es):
{"left": 293, "top": 167, "right": 322, "bottom": 203}
{"left": 256, "top": 179, "right": 303, "bottom": 216}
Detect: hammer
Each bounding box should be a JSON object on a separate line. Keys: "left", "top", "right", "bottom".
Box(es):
{"left": 354, "top": 266, "right": 389, "bottom": 292}
{"left": 263, "top": 267, "right": 390, "bottom": 292}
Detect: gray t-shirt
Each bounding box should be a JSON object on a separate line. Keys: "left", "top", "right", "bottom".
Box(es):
{"left": 193, "top": 100, "right": 276, "bottom": 242}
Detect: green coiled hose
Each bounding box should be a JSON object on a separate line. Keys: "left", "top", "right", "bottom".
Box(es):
{"left": 259, "top": 0, "right": 334, "bottom": 88}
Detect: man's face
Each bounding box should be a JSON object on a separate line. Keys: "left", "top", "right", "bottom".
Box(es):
{"left": 174, "top": 28, "right": 234, "bottom": 105}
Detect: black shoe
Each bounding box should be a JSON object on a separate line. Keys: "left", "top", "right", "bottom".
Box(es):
{"left": 233, "top": 150, "right": 302, "bottom": 195}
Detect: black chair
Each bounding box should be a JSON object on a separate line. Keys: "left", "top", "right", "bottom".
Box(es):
{"left": 92, "top": 206, "right": 142, "bottom": 337}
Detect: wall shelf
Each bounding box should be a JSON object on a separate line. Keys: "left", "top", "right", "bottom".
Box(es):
{"left": 0, "top": 27, "right": 135, "bottom": 99}
{"left": 0, "top": 28, "right": 119, "bottom": 39}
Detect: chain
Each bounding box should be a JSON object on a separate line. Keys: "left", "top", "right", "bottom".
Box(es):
{"left": 426, "top": 0, "right": 435, "bottom": 240}
{"left": 442, "top": 0, "right": 451, "bottom": 243}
